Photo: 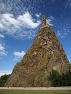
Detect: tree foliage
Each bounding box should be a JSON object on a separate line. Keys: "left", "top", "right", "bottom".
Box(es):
{"left": 0, "top": 74, "right": 10, "bottom": 87}
{"left": 48, "top": 69, "right": 71, "bottom": 86}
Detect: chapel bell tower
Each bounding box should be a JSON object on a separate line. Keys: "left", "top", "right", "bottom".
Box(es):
{"left": 42, "top": 15, "right": 46, "bottom": 27}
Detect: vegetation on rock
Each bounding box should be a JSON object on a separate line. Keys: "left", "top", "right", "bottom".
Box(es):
{"left": 0, "top": 74, "right": 10, "bottom": 87}
{"left": 49, "top": 69, "right": 71, "bottom": 86}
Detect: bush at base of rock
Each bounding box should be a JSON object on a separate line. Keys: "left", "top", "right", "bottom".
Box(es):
{"left": 0, "top": 74, "right": 10, "bottom": 87}
{"left": 48, "top": 69, "right": 71, "bottom": 86}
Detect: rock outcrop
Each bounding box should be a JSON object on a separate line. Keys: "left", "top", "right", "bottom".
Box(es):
{"left": 5, "top": 16, "right": 70, "bottom": 87}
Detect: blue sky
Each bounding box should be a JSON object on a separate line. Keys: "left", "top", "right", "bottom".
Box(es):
{"left": 0, "top": 0, "right": 71, "bottom": 76}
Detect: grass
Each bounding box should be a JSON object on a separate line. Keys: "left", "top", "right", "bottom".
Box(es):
{"left": 0, "top": 90, "right": 71, "bottom": 94}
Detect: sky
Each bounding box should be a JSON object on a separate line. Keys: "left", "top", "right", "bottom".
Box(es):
{"left": 0, "top": 0, "right": 71, "bottom": 76}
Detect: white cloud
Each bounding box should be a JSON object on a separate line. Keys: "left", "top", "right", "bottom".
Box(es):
{"left": 0, "top": 23, "right": 4, "bottom": 28}
{"left": 57, "top": 30, "right": 61, "bottom": 37}
{"left": 0, "top": 51, "right": 7, "bottom": 56}
{"left": 13, "top": 51, "right": 25, "bottom": 60}
{"left": 46, "top": 16, "right": 54, "bottom": 26}
{"left": 0, "top": 44, "right": 5, "bottom": 51}
{"left": 57, "top": 29, "right": 70, "bottom": 38}
{"left": 0, "top": 44, "right": 7, "bottom": 56}
{"left": 65, "top": 0, "right": 71, "bottom": 7}
{"left": 57, "top": 31, "right": 65, "bottom": 38}
{"left": 56, "top": 16, "right": 71, "bottom": 38}
{"left": 0, "top": 1, "right": 11, "bottom": 13}
{"left": 2, "top": 13, "right": 19, "bottom": 25}
{"left": 18, "top": 11, "right": 41, "bottom": 28}
{"left": 36, "top": 13, "right": 41, "bottom": 18}
{"left": 0, "top": 11, "right": 41, "bottom": 39}
{"left": 0, "top": 70, "right": 12, "bottom": 77}
{"left": 0, "top": 34, "right": 5, "bottom": 38}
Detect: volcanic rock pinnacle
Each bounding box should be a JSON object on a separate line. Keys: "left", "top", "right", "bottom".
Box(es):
{"left": 5, "top": 16, "right": 70, "bottom": 87}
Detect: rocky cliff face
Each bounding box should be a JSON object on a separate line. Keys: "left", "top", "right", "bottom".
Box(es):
{"left": 5, "top": 16, "right": 70, "bottom": 87}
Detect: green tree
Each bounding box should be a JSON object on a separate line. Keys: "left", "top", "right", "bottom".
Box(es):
{"left": 48, "top": 70, "right": 71, "bottom": 86}
{"left": 0, "top": 74, "right": 10, "bottom": 87}
{"left": 61, "top": 71, "right": 71, "bottom": 86}
{"left": 48, "top": 69, "right": 61, "bottom": 86}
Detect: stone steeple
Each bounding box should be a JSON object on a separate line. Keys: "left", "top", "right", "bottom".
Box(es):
{"left": 41, "top": 15, "right": 50, "bottom": 28}
{"left": 42, "top": 15, "right": 46, "bottom": 27}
